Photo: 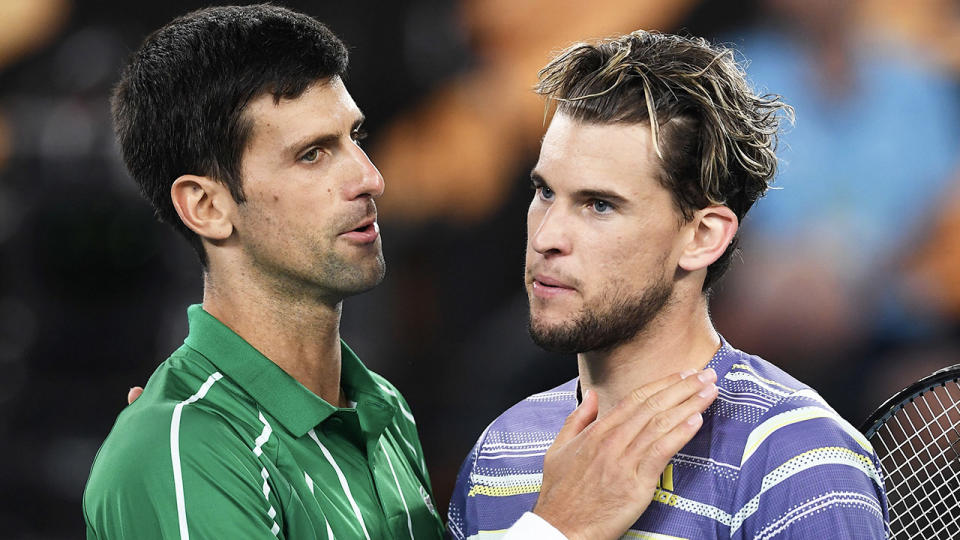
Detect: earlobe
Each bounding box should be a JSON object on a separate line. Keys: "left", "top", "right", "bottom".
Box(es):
{"left": 170, "top": 175, "right": 235, "bottom": 241}
{"left": 678, "top": 205, "right": 738, "bottom": 272}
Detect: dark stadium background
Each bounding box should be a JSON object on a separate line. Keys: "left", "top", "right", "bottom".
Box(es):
{"left": 2, "top": 1, "right": 958, "bottom": 537}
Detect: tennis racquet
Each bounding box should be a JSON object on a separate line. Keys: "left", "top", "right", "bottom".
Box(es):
{"left": 861, "top": 364, "right": 960, "bottom": 539}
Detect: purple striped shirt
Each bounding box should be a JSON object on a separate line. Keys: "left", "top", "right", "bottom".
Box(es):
{"left": 448, "top": 339, "right": 889, "bottom": 539}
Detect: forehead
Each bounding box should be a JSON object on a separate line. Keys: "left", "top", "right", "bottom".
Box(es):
{"left": 536, "top": 114, "right": 661, "bottom": 190}
{"left": 243, "top": 77, "right": 361, "bottom": 148}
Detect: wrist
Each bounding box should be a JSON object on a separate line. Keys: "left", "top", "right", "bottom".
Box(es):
{"left": 531, "top": 505, "right": 579, "bottom": 540}
{"left": 503, "top": 511, "right": 570, "bottom": 540}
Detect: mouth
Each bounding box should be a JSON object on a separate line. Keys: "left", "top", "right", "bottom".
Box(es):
{"left": 340, "top": 217, "right": 380, "bottom": 244}
{"left": 531, "top": 273, "right": 576, "bottom": 298}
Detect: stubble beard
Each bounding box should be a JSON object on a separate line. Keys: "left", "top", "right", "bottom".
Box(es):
{"left": 527, "top": 277, "right": 673, "bottom": 354}
{"left": 316, "top": 245, "right": 386, "bottom": 297}
{"left": 252, "top": 240, "right": 386, "bottom": 303}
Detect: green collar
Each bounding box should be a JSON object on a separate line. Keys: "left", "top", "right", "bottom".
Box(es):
{"left": 182, "top": 304, "right": 396, "bottom": 439}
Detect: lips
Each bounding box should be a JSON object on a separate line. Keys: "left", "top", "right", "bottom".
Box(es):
{"left": 534, "top": 274, "right": 572, "bottom": 288}
{"left": 530, "top": 273, "right": 576, "bottom": 298}
{"left": 339, "top": 216, "right": 379, "bottom": 244}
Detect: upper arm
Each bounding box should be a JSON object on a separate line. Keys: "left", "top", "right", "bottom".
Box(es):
{"left": 447, "top": 427, "right": 488, "bottom": 540}
{"left": 84, "top": 405, "right": 285, "bottom": 539}
{"left": 174, "top": 406, "right": 286, "bottom": 538}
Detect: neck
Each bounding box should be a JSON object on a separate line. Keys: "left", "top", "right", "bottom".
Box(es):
{"left": 577, "top": 294, "right": 720, "bottom": 416}
{"left": 201, "top": 267, "right": 347, "bottom": 407}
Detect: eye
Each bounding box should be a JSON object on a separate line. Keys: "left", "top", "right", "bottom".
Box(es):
{"left": 352, "top": 128, "right": 368, "bottom": 146}
{"left": 592, "top": 199, "right": 613, "bottom": 214}
{"left": 538, "top": 185, "right": 555, "bottom": 201}
{"left": 300, "top": 147, "right": 321, "bottom": 163}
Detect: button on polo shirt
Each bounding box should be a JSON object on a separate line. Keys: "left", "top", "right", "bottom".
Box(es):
{"left": 84, "top": 305, "right": 443, "bottom": 539}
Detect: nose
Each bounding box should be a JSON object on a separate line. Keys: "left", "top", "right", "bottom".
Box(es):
{"left": 345, "top": 144, "right": 385, "bottom": 200}
{"left": 529, "top": 203, "right": 571, "bottom": 256}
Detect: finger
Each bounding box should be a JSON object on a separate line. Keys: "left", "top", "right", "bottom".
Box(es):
{"left": 552, "top": 389, "right": 598, "bottom": 447}
{"left": 630, "top": 397, "right": 713, "bottom": 480}
{"left": 630, "top": 369, "right": 700, "bottom": 406}
{"left": 127, "top": 386, "right": 144, "bottom": 405}
{"left": 596, "top": 368, "right": 715, "bottom": 435}
{"left": 628, "top": 380, "right": 718, "bottom": 454}
{"left": 640, "top": 368, "right": 717, "bottom": 416}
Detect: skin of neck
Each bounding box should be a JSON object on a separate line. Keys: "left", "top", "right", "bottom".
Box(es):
{"left": 577, "top": 278, "right": 721, "bottom": 417}
{"left": 200, "top": 253, "right": 349, "bottom": 408}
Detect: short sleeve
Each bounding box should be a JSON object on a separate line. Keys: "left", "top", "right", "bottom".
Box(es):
{"left": 84, "top": 404, "right": 286, "bottom": 539}
{"left": 447, "top": 432, "right": 484, "bottom": 540}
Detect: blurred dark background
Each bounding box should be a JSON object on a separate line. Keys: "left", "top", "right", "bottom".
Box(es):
{"left": 3, "top": 0, "right": 960, "bottom": 537}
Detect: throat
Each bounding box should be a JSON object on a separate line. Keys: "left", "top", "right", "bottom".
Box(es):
{"left": 577, "top": 330, "right": 720, "bottom": 416}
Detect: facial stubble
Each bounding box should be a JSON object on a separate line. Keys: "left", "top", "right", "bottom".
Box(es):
{"left": 528, "top": 277, "right": 673, "bottom": 354}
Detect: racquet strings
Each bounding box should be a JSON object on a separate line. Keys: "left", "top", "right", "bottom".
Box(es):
{"left": 869, "top": 379, "right": 960, "bottom": 539}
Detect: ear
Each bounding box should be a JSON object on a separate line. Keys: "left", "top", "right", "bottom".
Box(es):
{"left": 170, "top": 175, "right": 235, "bottom": 242}
{"left": 678, "top": 205, "right": 738, "bottom": 272}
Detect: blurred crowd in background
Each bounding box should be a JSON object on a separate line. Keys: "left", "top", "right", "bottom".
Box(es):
{"left": 2, "top": 0, "right": 960, "bottom": 537}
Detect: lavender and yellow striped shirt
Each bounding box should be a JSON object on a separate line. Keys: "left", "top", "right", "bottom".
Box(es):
{"left": 448, "top": 339, "right": 889, "bottom": 539}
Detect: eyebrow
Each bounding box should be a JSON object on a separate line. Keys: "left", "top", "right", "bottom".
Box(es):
{"left": 285, "top": 114, "right": 366, "bottom": 158}
{"left": 530, "top": 170, "right": 630, "bottom": 205}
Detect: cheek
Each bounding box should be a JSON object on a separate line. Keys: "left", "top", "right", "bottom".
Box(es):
{"left": 525, "top": 205, "right": 542, "bottom": 248}
{"left": 589, "top": 230, "right": 655, "bottom": 276}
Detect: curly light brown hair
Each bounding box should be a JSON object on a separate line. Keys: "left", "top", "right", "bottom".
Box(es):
{"left": 535, "top": 30, "right": 793, "bottom": 291}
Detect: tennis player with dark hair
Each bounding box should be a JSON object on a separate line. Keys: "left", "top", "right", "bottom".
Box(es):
{"left": 448, "top": 31, "right": 889, "bottom": 539}
{"left": 83, "top": 5, "right": 718, "bottom": 539}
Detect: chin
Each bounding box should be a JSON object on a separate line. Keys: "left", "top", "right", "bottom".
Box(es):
{"left": 528, "top": 310, "right": 570, "bottom": 334}
{"left": 353, "top": 262, "right": 386, "bottom": 292}
{"left": 365, "top": 257, "right": 387, "bottom": 281}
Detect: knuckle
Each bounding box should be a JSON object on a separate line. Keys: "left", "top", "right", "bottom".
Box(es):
{"left": 631, "top": 387, "right": 650, "bottom": 404}
{"left": 643, "top": 392, "right": 666, "bottom": 412}
{"left": 651, "top": 412, "right": 673, "bottom": 433}
{"left": 648, "top": 438, "right": 672, "bottom": 460}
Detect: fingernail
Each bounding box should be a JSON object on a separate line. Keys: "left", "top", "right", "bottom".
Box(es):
{"left": 698, "top": 383, "right": 717, "bottom": 399}
{"left": 582, "top": 389, "right": 592, "bottom": 402}
{"left": 686, "top": 413, "right": 702, "bottom": 426}
{"left": 697, "top": 368, "right": 717, "bottom": 384}
{"left": 680, "top": 369, "right": 698, "bottom": 379}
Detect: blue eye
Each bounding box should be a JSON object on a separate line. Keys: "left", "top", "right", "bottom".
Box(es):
{"left": 539, "top": 186, "right": 554, "bottom": 200}
{"left": 592, "top": 199, "right": 612, "bottom": 213}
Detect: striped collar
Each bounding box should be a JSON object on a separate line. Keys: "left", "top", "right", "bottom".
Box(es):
{"left": 182, "top": 304, "right": 396, "bottom": 438}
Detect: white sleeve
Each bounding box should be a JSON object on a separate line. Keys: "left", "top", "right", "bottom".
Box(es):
{"left": 501, "top": 512, "right": 569, "bottom": 540}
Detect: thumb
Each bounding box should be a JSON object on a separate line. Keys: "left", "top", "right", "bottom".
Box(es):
{"left": 553, "top": 389, "right": 598, "bottom": 446}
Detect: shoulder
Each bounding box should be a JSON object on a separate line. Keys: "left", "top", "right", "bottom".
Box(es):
{"left": 448, "top": 380, "right": 578, "bottom": 538}
{"left": 366, "top": 369, "right": 406, "bottom": 406}
{"left": 86, "top": 355, "right": 262, "bottom": 491}
{"left": 84, "top": 356, "right": 267, "bottom": 532}
{"left": 461, "top": 378, "right": 578, "bottom": 479}
{"left": 717, "top": 347, "right": 888, "bottom": 536}
{"left": 715, "top": 346, "right": 874, "bottom": 463}
{"left": 712, "top": 345, "right": 814, "bottom": 429}
{"left": 721, "top": 349, "right": 870, "bottom": 459}
{"left": 487, "top": 378, "right": 579, "bottom": 436}
{"left": 366, "top": 369, "right": 420, "bottom": 431}
{"left": 459, "top": 377, "right": 579, "bottom": 468}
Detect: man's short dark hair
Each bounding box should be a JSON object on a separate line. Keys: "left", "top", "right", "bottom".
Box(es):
{"left": 535, "top": 31, "right": 793, "bottom": 291}
{"left": 112, "top": 4, "right": 349, "bottom": 266}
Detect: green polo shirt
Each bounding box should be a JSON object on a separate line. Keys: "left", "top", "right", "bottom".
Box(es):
{"left": 83, "top": 305, "right": 444, "bottom": 539}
